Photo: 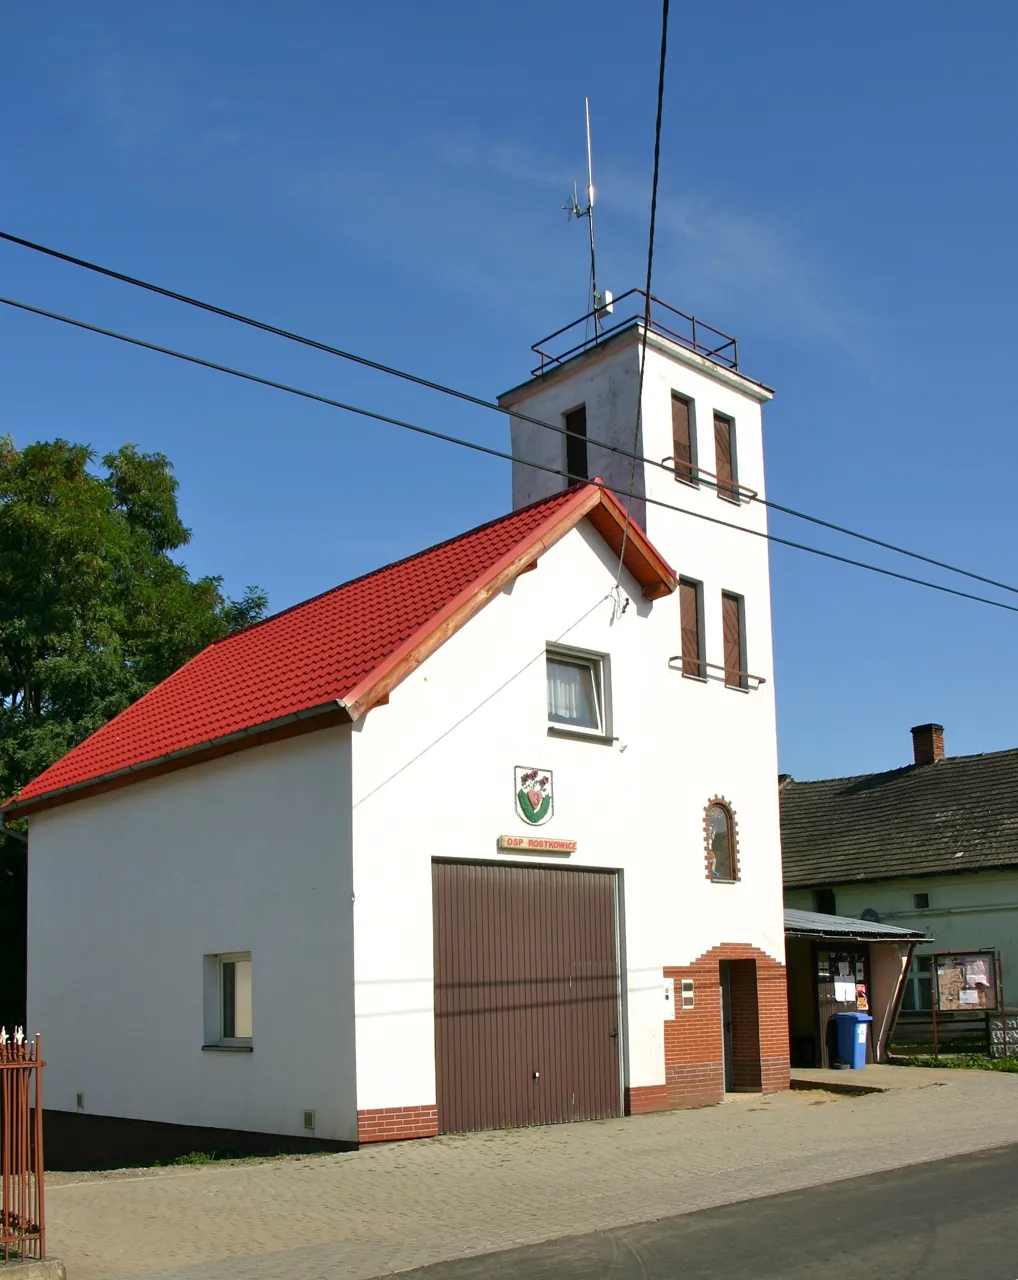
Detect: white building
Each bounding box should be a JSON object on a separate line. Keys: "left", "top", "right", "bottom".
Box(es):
{"left": 3, "top": 299, "right": 790, "bottom": 1158}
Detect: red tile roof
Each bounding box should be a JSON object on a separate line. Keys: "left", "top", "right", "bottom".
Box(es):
{"left": 5, "top": 483, "right": 674, "bottom": 817}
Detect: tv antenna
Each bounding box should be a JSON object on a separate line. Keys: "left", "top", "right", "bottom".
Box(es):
{"left": 564, "top": 97, "right": 613, "bottom": 336}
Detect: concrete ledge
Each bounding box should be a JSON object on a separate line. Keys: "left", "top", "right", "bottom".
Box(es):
{"left": 0, "top": 1261, "right": 67, "bottom": 1279}
{"left": 790, "top": 1075, "right": 887, "bottom": 1097}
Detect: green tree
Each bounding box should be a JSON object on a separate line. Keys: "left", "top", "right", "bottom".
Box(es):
{"left": 0, "top": 435, "right": 267, "bottom": 1028}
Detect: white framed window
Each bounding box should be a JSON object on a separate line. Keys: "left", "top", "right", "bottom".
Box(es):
{"left": 901, "top": 955, "right": 933, "bottom": 1013}
{"left": 203, "top": 952, "right": 253, "bottom": 1050}
{"left": 546, "top": 647, "right": 610, "bottom": 739}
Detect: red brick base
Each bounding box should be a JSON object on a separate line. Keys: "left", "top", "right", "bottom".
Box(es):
{"left": 624, "top": 1084, "right": 669, "bottom": 1114}
{"left": 357, "top": 1105, "right": 439, "bottom": 1144}
{"left": 667, "top": 1061, "right": 726, "bottom": 1108}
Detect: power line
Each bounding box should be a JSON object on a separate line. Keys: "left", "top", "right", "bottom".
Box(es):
{"left": 3, "top": 229, "right": 1018, "bottom": 597}
{"left": 3, "top": 291, "right": 1018, "bottom": 619}
{"left": 618, "top": 0, "right": 670, "bottom": 583}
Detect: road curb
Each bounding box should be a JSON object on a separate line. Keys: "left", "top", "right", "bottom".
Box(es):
{"left": 0, "top": 1262, "right": 67, "bottom": 1279}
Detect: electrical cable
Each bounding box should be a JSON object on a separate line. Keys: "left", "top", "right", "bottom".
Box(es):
{"left": 3, "top": 292, "right": 1018, "bottom": 618}
{"left": 353, "top": 592, "right": 613, "bottom": 809}
{"left": 3, "top": 228, "right": 1018, "bottom": 597}
{"left": 617, "top": 0, "right": 670, "bottom": 585}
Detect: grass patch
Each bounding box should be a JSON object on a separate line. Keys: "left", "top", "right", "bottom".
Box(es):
{"left": 170, "top": 1147, "right": 268, "bottom": 1166}
{"left": 891, "top": 1053, "right": 1018, "bottom": 1073}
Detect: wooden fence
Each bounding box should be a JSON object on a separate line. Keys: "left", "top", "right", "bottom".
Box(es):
{"left": 0, "top": 1030, "right": 44, "bottom": 1262}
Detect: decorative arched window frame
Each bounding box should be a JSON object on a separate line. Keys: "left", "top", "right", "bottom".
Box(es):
{"left": 703, "top": 797, "right": 740, "bottom": 883}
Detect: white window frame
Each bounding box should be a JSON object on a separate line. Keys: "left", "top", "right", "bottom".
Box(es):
{"left": 545, "top": 645, "right": 611, "bottom": 742}
{"left": 900, "top": 954, "right": 933, "bottom": 1014}
{"left": 203, "top": 951, "right": 253, "bottom": 1051}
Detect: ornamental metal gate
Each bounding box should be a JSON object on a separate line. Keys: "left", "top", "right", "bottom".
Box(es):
{"left": 432, "top": 860, "right": 622, "bottom": 1134}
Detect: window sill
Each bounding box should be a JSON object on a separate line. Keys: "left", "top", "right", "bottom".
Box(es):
{"left": 547, "top": 726, "right": 615, "bottom": 746}
{"left": 202, "top": 1043, "right": 253, "bottom": 1053}
{"left": 724, "top": 683, "right": 751, "bottom": 694}
{"left": 681, "top": 672, "right": 709, "bottom": 684}
{"left": 709, "top": 878, "right": 739, "bottom": 885}
{"left": 674, "top": 475, "right": 699, "bottom": 490}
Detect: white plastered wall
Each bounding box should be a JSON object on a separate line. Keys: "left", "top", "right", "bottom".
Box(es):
{"left": 351, "top": 518, "right": 784, "bottom": 1109}
{"left": 27, "top": 727, "right": 357, "bottom": 1142}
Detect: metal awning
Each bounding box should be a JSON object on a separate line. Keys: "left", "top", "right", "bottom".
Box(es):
{"left": 784, "top": 907, "right": 927, "bottom": 943}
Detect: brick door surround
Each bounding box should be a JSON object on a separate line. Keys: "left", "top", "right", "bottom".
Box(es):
{"left": 627, "top": 943, "right": 789, "bottom": 1114}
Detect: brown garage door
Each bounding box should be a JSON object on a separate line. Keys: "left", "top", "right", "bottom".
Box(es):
{"left": 433, "top": 860, "right": 622, "bottom": 1134}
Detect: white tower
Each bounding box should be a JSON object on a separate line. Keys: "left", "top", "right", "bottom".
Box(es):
{"left": 499, "top": 298, "right": 776, "bottom": 693}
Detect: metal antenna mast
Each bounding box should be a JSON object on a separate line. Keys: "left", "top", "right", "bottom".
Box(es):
{"left": 564, "top": 97, "right": 612, "bottom": 337}
{"left": 585, "top": 97, "right": 599, "bottom": 331}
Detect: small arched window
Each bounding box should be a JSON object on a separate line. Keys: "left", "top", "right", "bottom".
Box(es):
{"left": 705, "top": 801, "right": 738, "bottom": 882}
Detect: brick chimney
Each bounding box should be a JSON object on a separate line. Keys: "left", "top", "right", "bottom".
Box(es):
{"left": 911, "top": 723, "right": 945, "bottom": 765}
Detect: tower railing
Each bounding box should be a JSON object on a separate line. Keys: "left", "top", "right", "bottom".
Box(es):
{"left": 530, "top": 288, "right": 739, "bottom": 377}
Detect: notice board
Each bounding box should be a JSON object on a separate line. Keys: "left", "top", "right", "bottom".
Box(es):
{"left": 933, "top": 951, "right": 998, "bottom": 1012}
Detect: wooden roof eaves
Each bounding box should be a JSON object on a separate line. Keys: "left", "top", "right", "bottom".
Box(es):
{"left": 344, "top": 484, "right": 676, "bottom": 720}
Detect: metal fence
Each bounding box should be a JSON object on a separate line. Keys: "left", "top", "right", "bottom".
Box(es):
{"left": 0, "top": 1030, "right": 45, "bottom": 1262}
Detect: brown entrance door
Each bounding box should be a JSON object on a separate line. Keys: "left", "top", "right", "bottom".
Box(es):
{"left": 719, "top": 962, "right": 734, "bottom": 1091}
{"left": 432, "top": 860, "right": 622, "bottom": 1134}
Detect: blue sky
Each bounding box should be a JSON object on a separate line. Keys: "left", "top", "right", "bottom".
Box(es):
{"left": 2, "top": 2, "right": 1017, "bottom": 779}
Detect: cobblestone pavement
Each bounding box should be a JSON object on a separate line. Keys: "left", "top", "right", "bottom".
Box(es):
{"left": 46, "top": 1069, "right": 1018, "bottom": 1280}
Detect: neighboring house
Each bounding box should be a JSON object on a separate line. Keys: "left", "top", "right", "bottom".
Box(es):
{"left": 3, "top": 295, "right": 790, "bottom": 1161}
{"left": 783, "top": 908, "right": 925, "bottom": 1068}
{"left": 781, "top": 724, "right": 1018, "bottom": 1057}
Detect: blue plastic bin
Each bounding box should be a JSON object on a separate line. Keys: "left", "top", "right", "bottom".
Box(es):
{"left": 834, "top": 1011, "right": 872, "bottom": 1069}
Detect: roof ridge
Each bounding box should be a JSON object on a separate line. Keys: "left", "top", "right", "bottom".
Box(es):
{"left": 784, "top": 743, "right": 1018, "bottom": 788}
{"left": 209, "top": 482, "right": 594, "bottom": 648}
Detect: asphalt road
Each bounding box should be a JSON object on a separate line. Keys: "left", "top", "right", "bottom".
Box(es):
{"left": 398, "top": 1143, "right": 1018, "bottom": 1279}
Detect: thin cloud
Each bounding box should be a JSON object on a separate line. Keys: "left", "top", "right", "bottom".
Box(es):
{"left": 430, "top": 131, "right": 875, "bottom": 368}
{"left": 66, "top": 56, "right": 873, "bottom": 365}
{"left": 73, "top": 54, "right": 245, "bottom": 153}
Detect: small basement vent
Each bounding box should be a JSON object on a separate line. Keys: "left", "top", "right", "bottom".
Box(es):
{"left": 860, "top": 908, "right": 881, "bottom": 923}
{"left": 913, "top": 893, "right": 930, "bottom": 910}
{"left": 303, "top": 1110, "right": 316, "bottom": 1131}
{"left": 681, "top": 979, "right": 695, "bottom": 1010}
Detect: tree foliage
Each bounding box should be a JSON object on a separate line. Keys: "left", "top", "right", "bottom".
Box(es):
{"left": 0, "top": 434, "right": 267, "bottom": 1027}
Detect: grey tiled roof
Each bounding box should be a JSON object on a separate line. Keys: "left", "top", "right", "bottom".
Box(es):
{"left": 780, "top": 747, "right": 1018, "bottom": 888}
{"left": 784, "top": 908, "right": 926, "bottom": 941}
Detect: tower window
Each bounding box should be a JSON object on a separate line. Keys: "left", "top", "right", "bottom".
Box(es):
{"left": 714, "top": 413, "right": 738, "bottom": 501}
{"left": 671, "top": 394, "right": 697, "bottom": 485}
{"left": 565, "top": 405, "right": 587, "bottom": 482}
{"left": 721, "top": 591, "right": 746, "bottom": 689}
{"left": 679, "top": 578, "right": 705, "bottom": 677}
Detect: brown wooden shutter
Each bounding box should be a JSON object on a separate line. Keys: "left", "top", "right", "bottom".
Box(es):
{"left": 671, "top": 396, "right": 693, "bottom": 484}
{"left": 714, "top": 414, "right": 735, "bottom": 500}
{"left": 565, "top": 405, "right": 588, "bottom": 483}
{"left": 679, "top": 580, "right": 702, "bottom": 676}
{"left": 722, "top": 591, "right": 743, "bottom": 687}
